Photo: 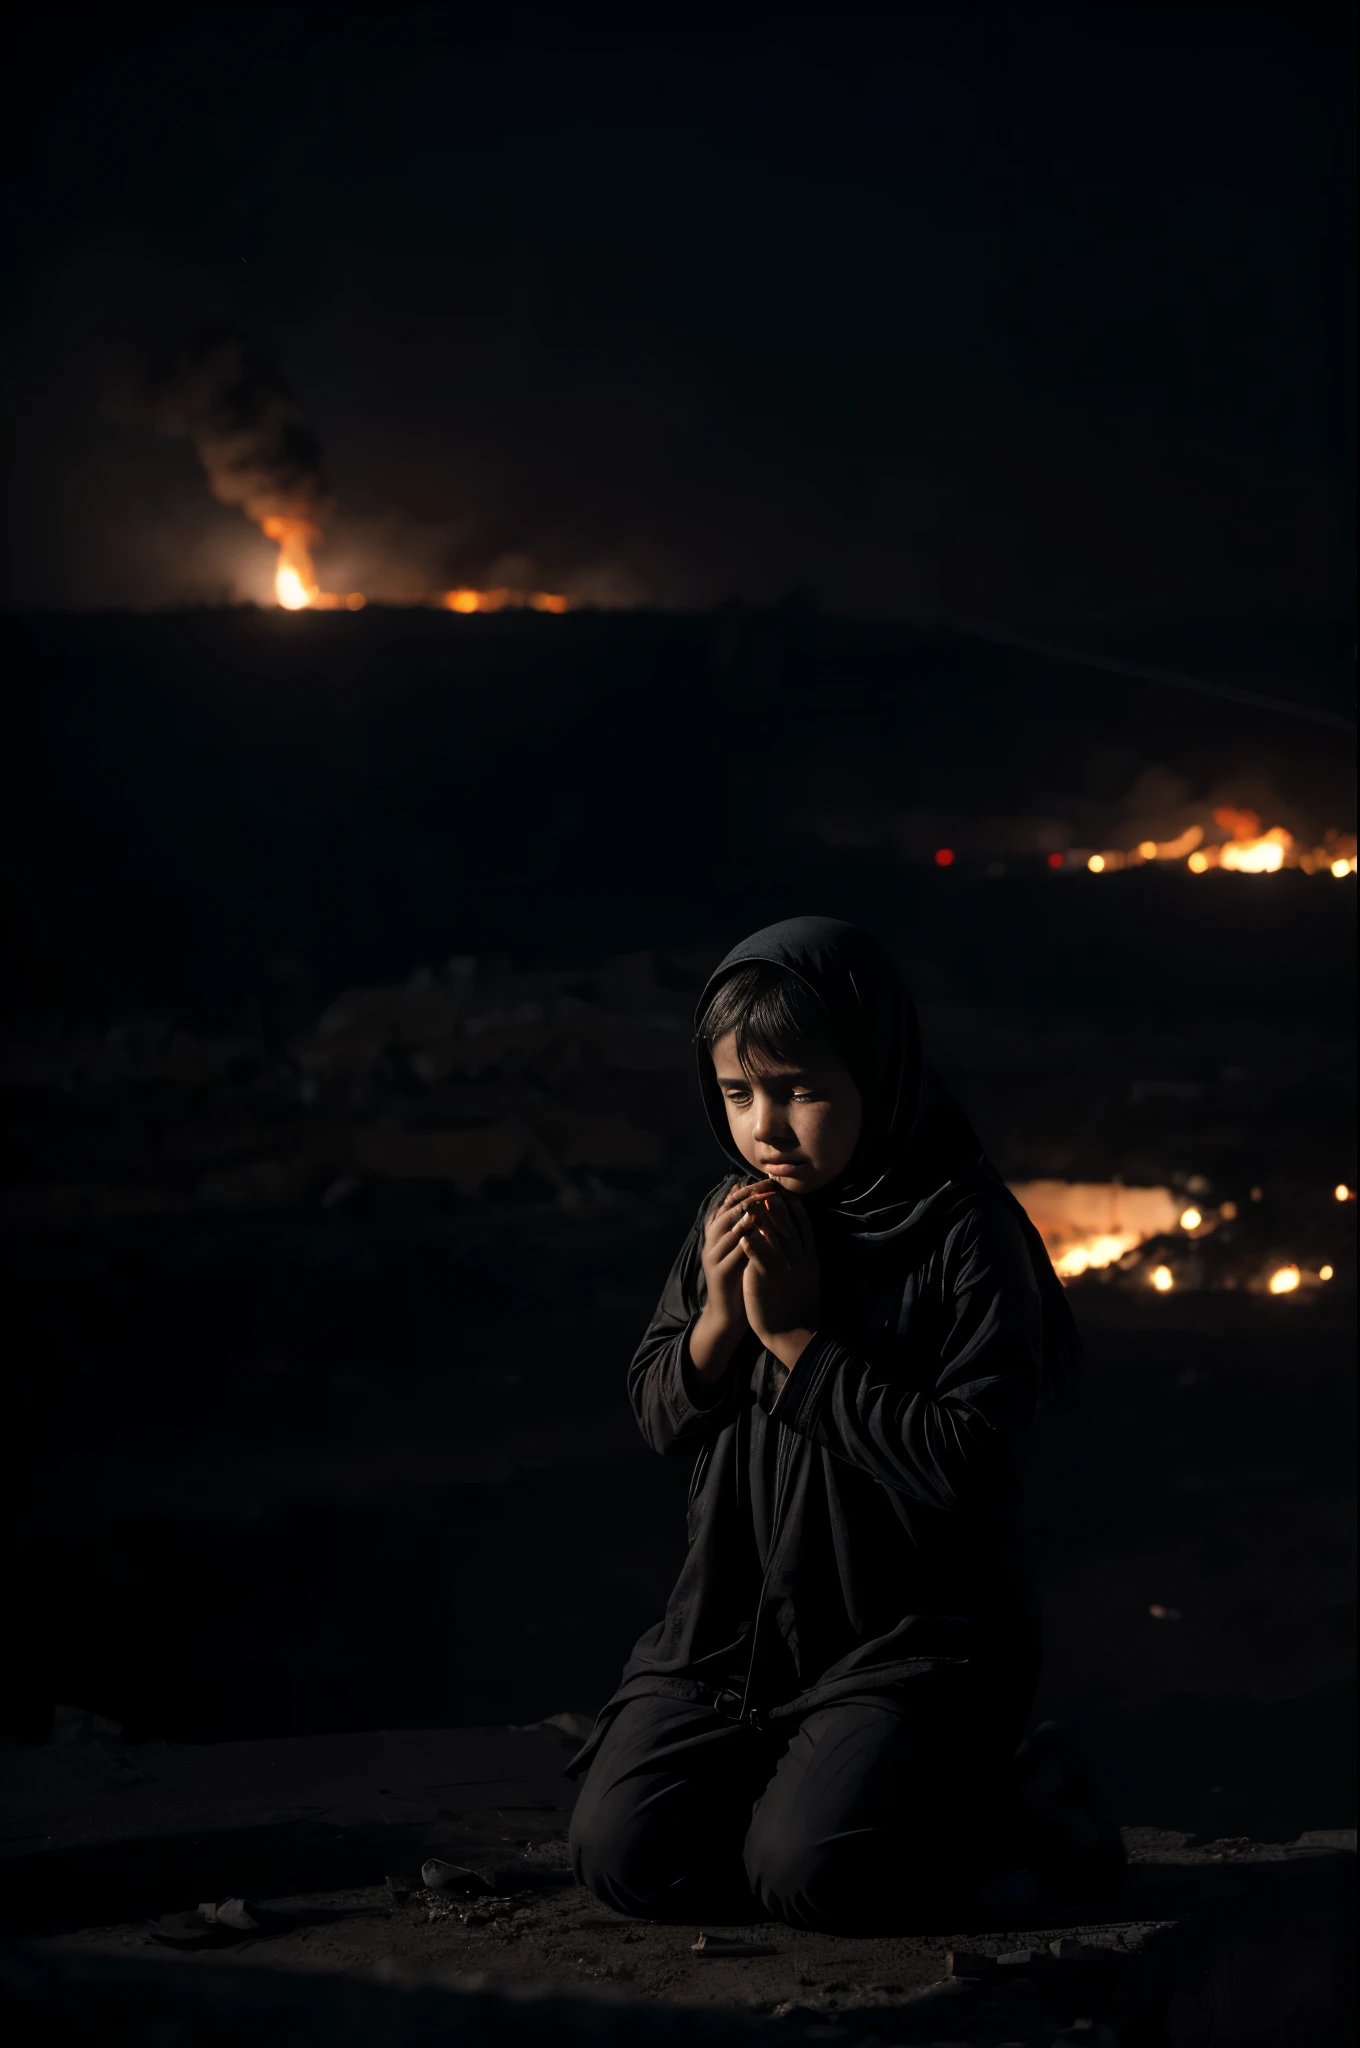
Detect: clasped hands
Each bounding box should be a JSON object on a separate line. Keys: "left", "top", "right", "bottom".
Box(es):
{"left": 696, "top": 1176, "right": 820, "bottom": 1375}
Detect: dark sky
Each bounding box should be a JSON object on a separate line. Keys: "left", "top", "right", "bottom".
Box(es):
{"left": 3, "top": 3, "right": 1354, "bottom": 623}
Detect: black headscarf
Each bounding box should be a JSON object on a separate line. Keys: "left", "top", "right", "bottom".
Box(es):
{"left": 693, "top": 915, "right": 1082, "bottom": 1402}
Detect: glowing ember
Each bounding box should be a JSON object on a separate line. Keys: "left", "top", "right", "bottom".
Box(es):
{"left": 1057, "top": 803, "right": 1356, "bottom": 882}
{"left": 1336, "top": 1185, "right": 1354, "bottom": 1202}
{"left": 1180, "top": 1208, "right": 1202, "bottom": 1230}
{"left": 1053, "top": 1232, "right": 1141, "bottom": 1277}
{"left": 1010, "top": 1181, "right": 1179, "bottom": 1281}
{"left": 1151, "top": 1265, "right": 1174, "bottom": 1292}
{"left": 259, "top": 533, "right": 569, "bottom": 617}
{"left": 276, "top": 563, "right": 311, "bottom": 610}
{"left": 1268, "top": 1264, "right": 1301, "bottom": 1295}
{"left": 1319, "top": 1265, "right": 1335, "bottom": 1281}
{"left": 262, "top": 515, "right": 322, "bottom": 609}
{"left": 440, "top": 588, "right": 571, "bottom": 615}
{"left": 1220, "top": 827, "right": 1289, "bottom": 874}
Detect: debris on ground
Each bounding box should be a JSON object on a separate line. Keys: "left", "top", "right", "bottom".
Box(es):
{"left": 690, "top": 1933, "right": 780, "bottom": 1957}
{"left": 419, "top": 1858, "right": 495, "bottom": 1896}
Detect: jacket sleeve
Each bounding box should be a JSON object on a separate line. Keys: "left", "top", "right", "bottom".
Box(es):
{"left": 626, "top": 1201, "right": 749, "bottom": 1457}
{"left": 763, "top": 1197, "right": 1043, "bottom": 1509}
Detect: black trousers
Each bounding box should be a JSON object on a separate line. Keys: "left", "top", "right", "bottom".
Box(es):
{"left": 569, "top": 1673, "right": 1031, "bottom": 1935}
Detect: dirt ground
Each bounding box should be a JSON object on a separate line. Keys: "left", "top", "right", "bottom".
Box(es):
{"left": 2, "top": 1716, "right": 1354, "bottom": 2040}
{"left": 3, "top": 1280, "right": 1354, "bottom": 2042}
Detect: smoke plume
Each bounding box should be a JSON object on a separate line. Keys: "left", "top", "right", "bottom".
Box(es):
{"left": 149, "top": 323, "right": 331, "bottom": 534}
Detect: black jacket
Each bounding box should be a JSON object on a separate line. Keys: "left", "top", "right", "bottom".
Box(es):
{"left": 566, "top": 918, "right": 1072, "bottom": 1778}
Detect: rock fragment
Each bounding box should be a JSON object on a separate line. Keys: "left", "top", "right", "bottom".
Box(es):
{"left": 420, "top": 1857, "right": 494, "bottom": 1895}
{"left": 690, "top": 1932, "right": 779, "bottom": 1957}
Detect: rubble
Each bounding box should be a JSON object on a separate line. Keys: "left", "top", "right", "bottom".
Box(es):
{"left": 3, "top": 946, "right": 1348, "bottom": 1301}
{"left": 0, "top": 951, "right": 706, "bottom": 1229}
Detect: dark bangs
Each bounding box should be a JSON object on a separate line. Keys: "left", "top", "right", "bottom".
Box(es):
{"left": 699, "top": 964, "right": 836, "bottom": 1075}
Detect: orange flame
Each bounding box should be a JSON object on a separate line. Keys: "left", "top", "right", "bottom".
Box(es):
{"left": 440, "top": 588, "right": 572, "bottom": 615}
{"left": 258, "top": 519, "right": 570, "bottom": 618}
{"left": 262, "top": 516, "right": 321, "bottom": 609}
{"left": 261, "top": 514, "right": 365, "bottom": 611}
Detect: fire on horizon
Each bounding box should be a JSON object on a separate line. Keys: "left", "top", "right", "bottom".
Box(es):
{"left": 263, "top": 513, "right": 570, "bottom": 616}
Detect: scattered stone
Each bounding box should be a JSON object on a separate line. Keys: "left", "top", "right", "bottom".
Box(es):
{"left": 214, "top": 1898, "right": 264, "bottom": 1932}
{"left": 147, "top": 1911, "right": 220, "bottom": 1950}
{"left": 421, "top": 1857, "right": 494, "bottom": 1895}
{"left": 690, "top": 1932, "right": 779, "bottom": 1957}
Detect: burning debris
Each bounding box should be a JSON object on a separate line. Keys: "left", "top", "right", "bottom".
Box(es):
{"left": 148, "top": 322, "right": 571, "bottom": 615}
{"left": 1009, "top": 1178, "right": 1349, "bottom": 1296}
{"left": 1074, "top": 808, "right": 1357, "bottom": 881}
{"left": 821, "top": 798, "right": 1355, "bottom": 882}
{"left": 148, "top": 324, "right": 350, "bottom": 610}
{"left": 1, "top": 953, "right": 1349, "bottom": 1297}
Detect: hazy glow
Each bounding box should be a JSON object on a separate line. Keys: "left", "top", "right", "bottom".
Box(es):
{"left": 276, "top": 564, "right": 312, "bottom": 610}
{"left": 1151, "top": 1265, "right": 1174, "bottom": 1292}
{"left": 1268, "top": 1265, "right": 1301, "bottom": 1295}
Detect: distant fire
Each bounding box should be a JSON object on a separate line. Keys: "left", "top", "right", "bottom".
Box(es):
{"left": 258, "top": 522, "right": 571, "bottom": 618}
{"left": 1010, "top": 1179, "right": 1345, "bottom": 1292}
{"left": 441, "top": 588, "right": 571, "bottom": 615}
{"left": 1074, "top": 805, "right": 1356, "bottom": 882}
{"left": 1009, "top": 1181, "right": 1179, "bottom": 1278}
{"left": 262, "top": 517, "right": 365, "bottom": 612}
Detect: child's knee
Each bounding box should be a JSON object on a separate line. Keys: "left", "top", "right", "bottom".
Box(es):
{"left": 745, "top": 1819, "right": 897, "bottom": 1933}
{"left": 569, "top": 1792, "right": 673, "bottom": 1919}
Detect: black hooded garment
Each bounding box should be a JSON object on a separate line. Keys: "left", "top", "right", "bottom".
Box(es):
{"left": 566, "top": 917, "right": 1081, "bottom": 1780}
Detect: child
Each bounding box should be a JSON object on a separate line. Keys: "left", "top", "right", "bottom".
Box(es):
{"left": 567, "top": 916, "right": 1102, "bottom": 1934}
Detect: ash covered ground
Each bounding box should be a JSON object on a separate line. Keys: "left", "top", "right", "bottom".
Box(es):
{"left": 0, "top": 609, "right": 1354, "bottom": 2043}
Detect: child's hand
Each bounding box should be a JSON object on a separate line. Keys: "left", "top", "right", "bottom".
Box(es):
{"left": 700, "top": 1178, "right": 779, "bottom": 1332}
{"left": 739, "top": 1186, "right": 820, "bottom": 1366}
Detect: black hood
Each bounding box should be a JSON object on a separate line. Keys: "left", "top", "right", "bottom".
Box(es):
{"left": 693, "top": 915, "right": 1081, "bottom": 1397}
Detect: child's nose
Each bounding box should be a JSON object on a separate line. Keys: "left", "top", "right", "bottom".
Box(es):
{"left": 752, "top": 1098, "right": 789, "bottom": 1142}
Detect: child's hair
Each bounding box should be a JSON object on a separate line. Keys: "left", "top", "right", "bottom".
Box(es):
{"left": 698, "top": 963, "right": 837, "bottom": 1075}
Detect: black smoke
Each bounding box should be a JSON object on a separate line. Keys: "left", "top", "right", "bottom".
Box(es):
{"left": 149, "top": 323, "right": 330, "bottom": 532}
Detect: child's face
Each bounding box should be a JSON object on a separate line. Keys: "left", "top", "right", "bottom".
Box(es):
{"left": 711, "top": 1032, "right": 863, "bottom": 1195}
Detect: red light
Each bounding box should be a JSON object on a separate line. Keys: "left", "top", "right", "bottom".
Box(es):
{"left": 934, "top": 848, "right": 955, "bottom": 867}
{"left": 1047, "top": 852, "right": 1064, "bottom": 869}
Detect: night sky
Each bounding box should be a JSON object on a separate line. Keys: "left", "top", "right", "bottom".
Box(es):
{"left": 3, "top": 4, "right": 1354, "bottom": 625}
